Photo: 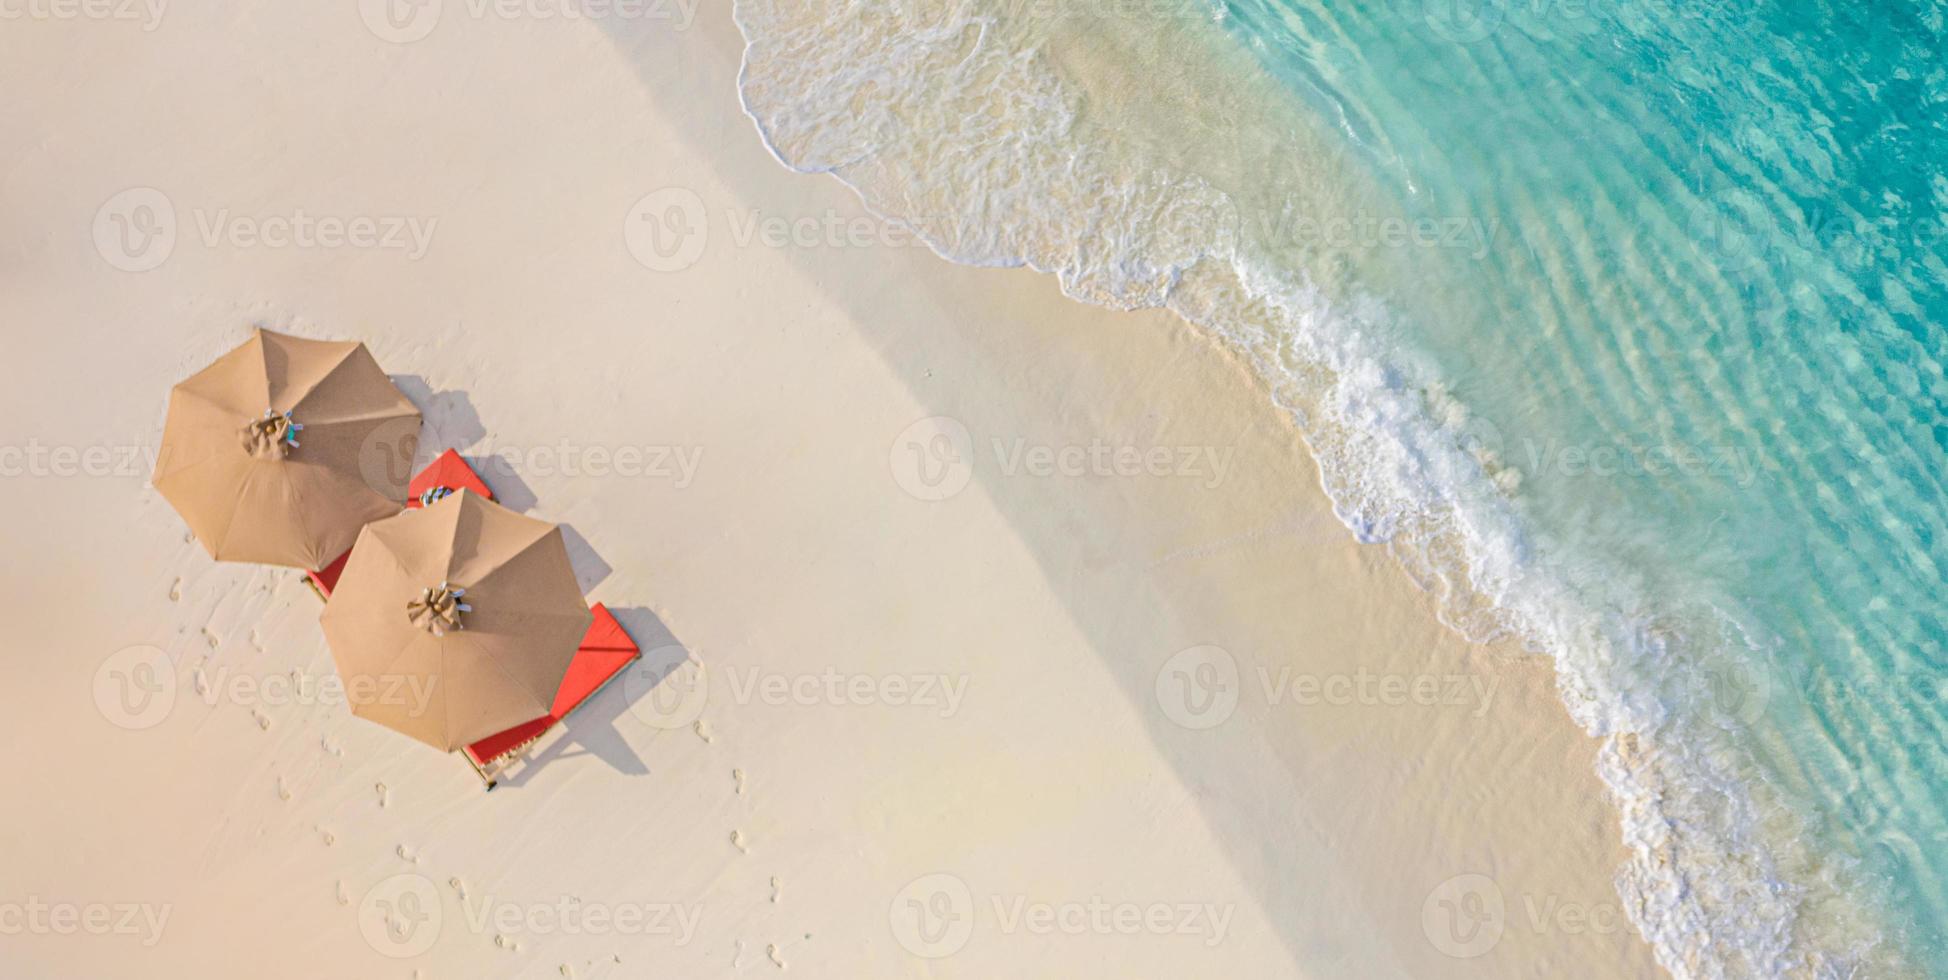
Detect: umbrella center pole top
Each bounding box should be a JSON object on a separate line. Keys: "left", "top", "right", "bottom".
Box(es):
{"left": 408, "top": 582, "right": 470, "bottom": 636}
{"left": 241, "top": 409, "right": 302, "bottom": 460}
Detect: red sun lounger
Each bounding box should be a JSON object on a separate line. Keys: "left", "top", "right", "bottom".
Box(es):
{"left": 306, "top": 449, "right": 493, "bottom": 598}
{"left": 462, "top": 602, "right": 642, "bottom": 789}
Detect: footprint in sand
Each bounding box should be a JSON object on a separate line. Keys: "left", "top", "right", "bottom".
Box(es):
{"left": 252, "top": 710, "right": 271, "bottom": 731}
{"left": 334, "top": 881, "right": 349, "bottom": 906}
{"left": 202, "top": 628, "right": 220, "bottom": 649}
{"left": 733, "top": 769, "right": 746, "bottom": 795}
{"left": 169, "top": 578, "right": 183, "bottom": 602}
{"left": 770, "top": 877, "right": 781, "bottom": 903}
{"left": 319, "top": 827, "right": 336, "bottom": 846}
{"left": 275, "top": 777, "right": 291, "bottom": 801}
{"left": 375, "top": 783, "right": 389, "bottom": 808}
{"left": 694, "top": 720, "right": 714, "bottom": 743}
{"left": 396, "top": 844, "right": 418, "bottom": 863}
{"left": 249, "top": 630, "right": 264, "bottom": 652}
{"left": 766, "top": 944, "right": 786, "bottom": 969}
{"left": 448, "top": 877, "right": 467, "bottom": 901}
{"left": 321, "top": 736, "right": 343, "bottom": 758}
{"left": 731, "top": 830, "right": 750, "bottom": 854}
{"left": 494, "top": 933, "right": 519, "bottom": 951}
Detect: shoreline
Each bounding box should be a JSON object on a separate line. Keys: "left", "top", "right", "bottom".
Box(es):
{"left": 2, "top": 2, "right": 1660, "bottom": 976}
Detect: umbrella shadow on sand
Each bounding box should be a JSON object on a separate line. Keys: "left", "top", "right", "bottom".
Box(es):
{"left": 390, "top": 374, "right": 615, "bottom": 592}
{"left": 489, "top": 606, "right": 688, "bottom": 790}
{"left": 391, "top": 375, "right": 487, "bottom": 457}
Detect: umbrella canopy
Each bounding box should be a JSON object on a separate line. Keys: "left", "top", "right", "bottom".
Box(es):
{"left": 153, "top": 328, "right": 421, "bottom": 570}
{"left": 318, "top": 490, "right": 593, "bottom": 751}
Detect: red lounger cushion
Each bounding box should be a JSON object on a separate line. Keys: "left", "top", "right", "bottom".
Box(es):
{"left": 410, "top": 448, "right": 494, "bottom": 506}
{"left": 464, "top": 603, "right": 640, "bottom": 767}
{"left": 307, "top": 550, "right": 353, "bottom": 596}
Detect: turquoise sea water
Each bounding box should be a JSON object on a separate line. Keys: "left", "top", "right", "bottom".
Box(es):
{"left": 733, "top": 0, "right": 1946, "bottom": 974}
{"left": 1219, "top": 0, "right": 1948, "bottom": 971}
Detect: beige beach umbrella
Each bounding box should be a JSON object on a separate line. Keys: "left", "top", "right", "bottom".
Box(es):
{"left": 319, "top": 490, "right": 593, "bottom": 751}
{"left": 152, "top": 328, "right": 421, "bottom": 570}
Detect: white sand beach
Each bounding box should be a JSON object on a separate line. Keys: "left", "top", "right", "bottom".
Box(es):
{"left": 0, "top": 3, "right": 1660, "bottom": 977}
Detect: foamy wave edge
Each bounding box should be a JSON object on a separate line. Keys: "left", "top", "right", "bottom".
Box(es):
{"left": 727, "top": 2, "right": 1895, "bottom": 976}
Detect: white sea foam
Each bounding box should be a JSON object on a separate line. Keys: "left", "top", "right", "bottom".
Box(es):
{"left": 730, "top": 1, "right": 1897, "bottom": 975}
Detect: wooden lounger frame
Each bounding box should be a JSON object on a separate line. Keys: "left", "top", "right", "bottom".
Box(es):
{"left": 460, "top": 647, "right": 642, "bottom": 790}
